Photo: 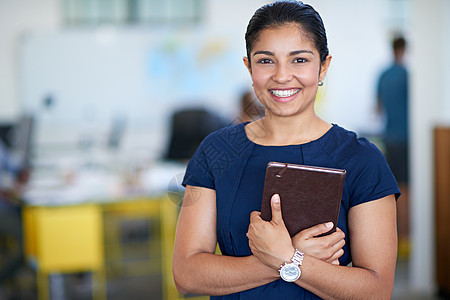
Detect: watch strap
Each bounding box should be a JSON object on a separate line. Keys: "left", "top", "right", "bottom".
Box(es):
{"left": 291, "top": 249, "right": 304, "bottom": 266}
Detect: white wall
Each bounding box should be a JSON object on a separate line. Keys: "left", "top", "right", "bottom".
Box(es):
{"left": 0, "top": 0, "right": 416, "bottom": 137}
{"left": 443, "top": 2, "right": 450, "bottom": 121}
{"left": 307, "top": 0, "right": 390, "bottom": 134}
{"left": 15, "top": 1, "right": 396, "bottom": 151}
{"left": 0, "top": 0, "right": 60, "bottom": 121}
{"left": 409, "top": 0, "right": 450, "bottom": 294}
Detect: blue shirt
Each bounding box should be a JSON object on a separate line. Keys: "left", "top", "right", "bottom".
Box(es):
{"left": 183, "top": 123, "right": 399, "bottom": 299}
{"left": 377, "top": 63, "right": 409, "bottom": 143}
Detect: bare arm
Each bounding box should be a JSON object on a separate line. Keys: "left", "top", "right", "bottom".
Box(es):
{"left": 248, "top": 194, "right": 397, "bottom": 299}
{"left": 172, "top": 185, "right": 278, "bottom": 296}
{"left": 297, "top": 195, "right": 397, "bottom": 299}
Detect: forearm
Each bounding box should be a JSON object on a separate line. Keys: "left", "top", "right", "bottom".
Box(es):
{"left": 173, "top": 186, "right": 277, "bottom": 296}
{"left": 173, "top": 252, "right": 278, "bottom": 296}
{"left": 297, "top": 255, "right": 395, "bottom": 300}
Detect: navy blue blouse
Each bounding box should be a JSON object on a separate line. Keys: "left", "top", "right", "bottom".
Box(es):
{"left": 182, "top": 122, "right": 400, "bottom": 299}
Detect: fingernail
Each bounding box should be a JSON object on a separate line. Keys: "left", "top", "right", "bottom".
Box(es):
{"left": 325, "top": 222, "right": 333, "bottom": 228}
{"left": 273, "top": 194, "right": 280, "bottom": 204}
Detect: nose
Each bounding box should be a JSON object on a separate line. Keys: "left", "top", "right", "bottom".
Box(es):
{"left": 272, "top": 63, "right": 293, "bottom": 83}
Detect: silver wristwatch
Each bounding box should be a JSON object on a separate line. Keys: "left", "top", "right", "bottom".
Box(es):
{"left": 279, "top": 249, "right": 304, "bottom": 282}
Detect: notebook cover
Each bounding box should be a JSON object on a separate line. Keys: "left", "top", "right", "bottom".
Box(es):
{"left": 261, "top": 162, "right": 346, "bottom": 237}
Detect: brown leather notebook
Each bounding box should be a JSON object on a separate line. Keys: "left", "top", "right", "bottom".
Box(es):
{"left": 261, "top": 162, "right": 346, "bottom": 237}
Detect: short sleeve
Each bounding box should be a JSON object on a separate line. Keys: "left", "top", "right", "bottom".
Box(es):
{"left": 349, "top": 141, "right": 400, "bottom": 207}
{"left": 182, "top": 138, "right": 215, "bottom": 190}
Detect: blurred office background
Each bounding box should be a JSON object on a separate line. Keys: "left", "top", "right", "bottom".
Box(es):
{"left": 0, "top": 0, "right": 449, "bottom": 299}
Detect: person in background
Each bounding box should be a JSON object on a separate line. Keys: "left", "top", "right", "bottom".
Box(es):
{"left": 377, "top": 36, "right": 409, "bottom": 258}
{"left": 173, "top": 1, "right": 399, "bottom": 299}
{"left": 236, "top": 90, "right": 265, "bottom": 123}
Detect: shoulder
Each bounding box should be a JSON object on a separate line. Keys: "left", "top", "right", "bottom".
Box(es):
{"left": 323, "top": 125, "right": 399, "bottom": 204}
{"left": 323, "top": 125, "right": 385, "bottom": 168}
{"left": 200, "top": 122, "right": 244, "bottom": 144}
{"left": 381, "top": 64, "right": 408, "bottom": 79}
{"left": 183, "top": 123, "right": 253, "bottom": 188}
{"left": 197, "top": 122, "right": 253, "bottom": 158}
{"left": 378, "top": 65, "right": 393, "bottom": 80}
{"left": 187, "top": 123, "right": 253, "bottom": 179}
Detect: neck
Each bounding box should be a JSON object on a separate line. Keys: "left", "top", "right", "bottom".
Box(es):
{"left": 394, "top": 54, "right": 404, "bottom": 65}
{"left": 247, "top": 113, "right": 331, "bottom": 146}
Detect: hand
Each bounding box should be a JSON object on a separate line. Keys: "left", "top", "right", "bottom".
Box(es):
{"left": 292, "top": 224, "right": 345, "bottom": 265}
{"left": 247, "top": 194, "right": 294, "bottom": 270}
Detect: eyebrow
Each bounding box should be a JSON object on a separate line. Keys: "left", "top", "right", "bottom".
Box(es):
{"left": 253, "top": 50, "right": 314, "bottom": 56}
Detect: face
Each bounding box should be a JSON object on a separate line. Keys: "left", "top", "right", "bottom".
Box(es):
{"left": 244, "top": 23, "right": 331, "bottom": 118}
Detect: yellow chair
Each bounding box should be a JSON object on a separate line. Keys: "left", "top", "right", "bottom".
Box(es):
{"left": 23, "top": 204, "right": 106, "bottom": 300}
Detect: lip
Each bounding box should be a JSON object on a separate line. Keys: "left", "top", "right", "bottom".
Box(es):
{"left": 269, "top": 88, "right": 301, "bottom": 103}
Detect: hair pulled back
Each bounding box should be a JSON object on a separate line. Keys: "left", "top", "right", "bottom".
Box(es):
{"left": 245, "top": 1, "right": 329, "bottom": 66}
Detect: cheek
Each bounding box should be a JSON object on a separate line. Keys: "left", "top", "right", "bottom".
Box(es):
{"left": 250, "top": 73, "right": 272, "bottom": 104}
{"left": 297, "top": 67, "right": 320, "bottom": 86}
{"left": 251, "top": 71, "right": 271, "bottom": 89}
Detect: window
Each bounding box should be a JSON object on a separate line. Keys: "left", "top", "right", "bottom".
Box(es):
{"left": 61, "top": 0, "right": 203, "bottom": 26}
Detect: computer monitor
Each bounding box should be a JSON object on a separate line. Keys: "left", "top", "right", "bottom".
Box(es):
{"left": 0, "top": 123, "right": 15, "bottom": 148}
{"left": 9, "top": 115, "right": 34, "bottom": 168}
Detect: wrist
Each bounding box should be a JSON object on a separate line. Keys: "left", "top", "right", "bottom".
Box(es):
{"left": 276, "top": 246, "right": 296, "bottom": 270}
{"left": 278, "top": 249, "right": 304, "bottom": 282}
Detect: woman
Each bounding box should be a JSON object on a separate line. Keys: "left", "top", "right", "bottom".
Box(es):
{"left": 173, "top": 1, "right": 399, "bottom": 299}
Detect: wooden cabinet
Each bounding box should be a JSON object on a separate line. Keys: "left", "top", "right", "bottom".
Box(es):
{"left": 434, "top": 127, "right": 450, "bottom": 297}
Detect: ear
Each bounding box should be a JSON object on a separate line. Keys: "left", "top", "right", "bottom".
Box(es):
{"left": 243, "top": 56, "right": 252, "bottom": 75}
{"left": 319, "top": 54, "right": 332, "bottom": 82}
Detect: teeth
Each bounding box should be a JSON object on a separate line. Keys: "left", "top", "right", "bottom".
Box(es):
{"left": 271, "top": 89, "right": 299, "bottom": 97}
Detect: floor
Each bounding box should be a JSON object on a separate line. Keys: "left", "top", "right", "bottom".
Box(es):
{"left": 0, "top": 267, "right": 162, "bottom": 300}
{"left": 392, "top": 259, "right": 443, "bottom": 300}
{"left": 1, "top": 257, "right": 447, "bottom": 300}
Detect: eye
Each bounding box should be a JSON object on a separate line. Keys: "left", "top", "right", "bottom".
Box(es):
{"left": 293, "top": 58, "right": 308, "bottom": 63}
{"left": 257, "top": 58, "right": 273, "bottom": 64}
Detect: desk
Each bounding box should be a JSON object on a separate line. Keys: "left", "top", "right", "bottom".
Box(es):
{"left": 22, "top": 162, "right": 192, "bottom": 300}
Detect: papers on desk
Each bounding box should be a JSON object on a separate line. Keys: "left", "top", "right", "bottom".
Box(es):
{"left": 23, "top": 161, "right": 187, "bottom": 206}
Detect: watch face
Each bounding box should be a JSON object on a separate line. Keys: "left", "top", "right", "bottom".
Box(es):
{"left": 280, "top": 263, "right": 301, "bottom": 282}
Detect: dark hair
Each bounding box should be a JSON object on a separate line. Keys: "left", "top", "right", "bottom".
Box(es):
{"left": 392, "top": 37, "right": 406, "bottom": 51}
{"left": 245, "top": 1, "right": 329, "bottom": 67}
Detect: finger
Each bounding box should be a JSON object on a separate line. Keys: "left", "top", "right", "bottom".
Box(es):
{"left": 301, "top": 222, "right": 334, "bottom": 238}
{"left": 331, "top": 259, "right": 340, "bottom": 265}
{"left": 336, "top": 227, "right": 345, "bottom": 237}
{"left": 249, "top": 211, "right": 262, "bottom": 223}
{"left": 325, "top": 230, "right": 346, "bottom": 245}
{"left": 327, "top": 249, "right": 344, "bottom": 263}
{"left": 316, "top": 234, "right": 345, "bottom": 262}
{"left": 324, "top": 239, "right": 345, "bottom": 263}
{"left": 270, "top": 194, "right": 283, "bottom": 224}
{"left": 248, "top": 240, "right": 255, "bottom": 253}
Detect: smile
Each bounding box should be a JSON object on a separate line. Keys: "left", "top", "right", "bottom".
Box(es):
{"left": 270, "top": 89, "right": 300, "bottom": 98}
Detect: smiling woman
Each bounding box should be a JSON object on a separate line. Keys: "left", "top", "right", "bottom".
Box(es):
{"left": 243, "top": 23, "right": 330, "bottom": 127}
{"left": 173, "top": 1, "right": 400, "bottom": 299}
